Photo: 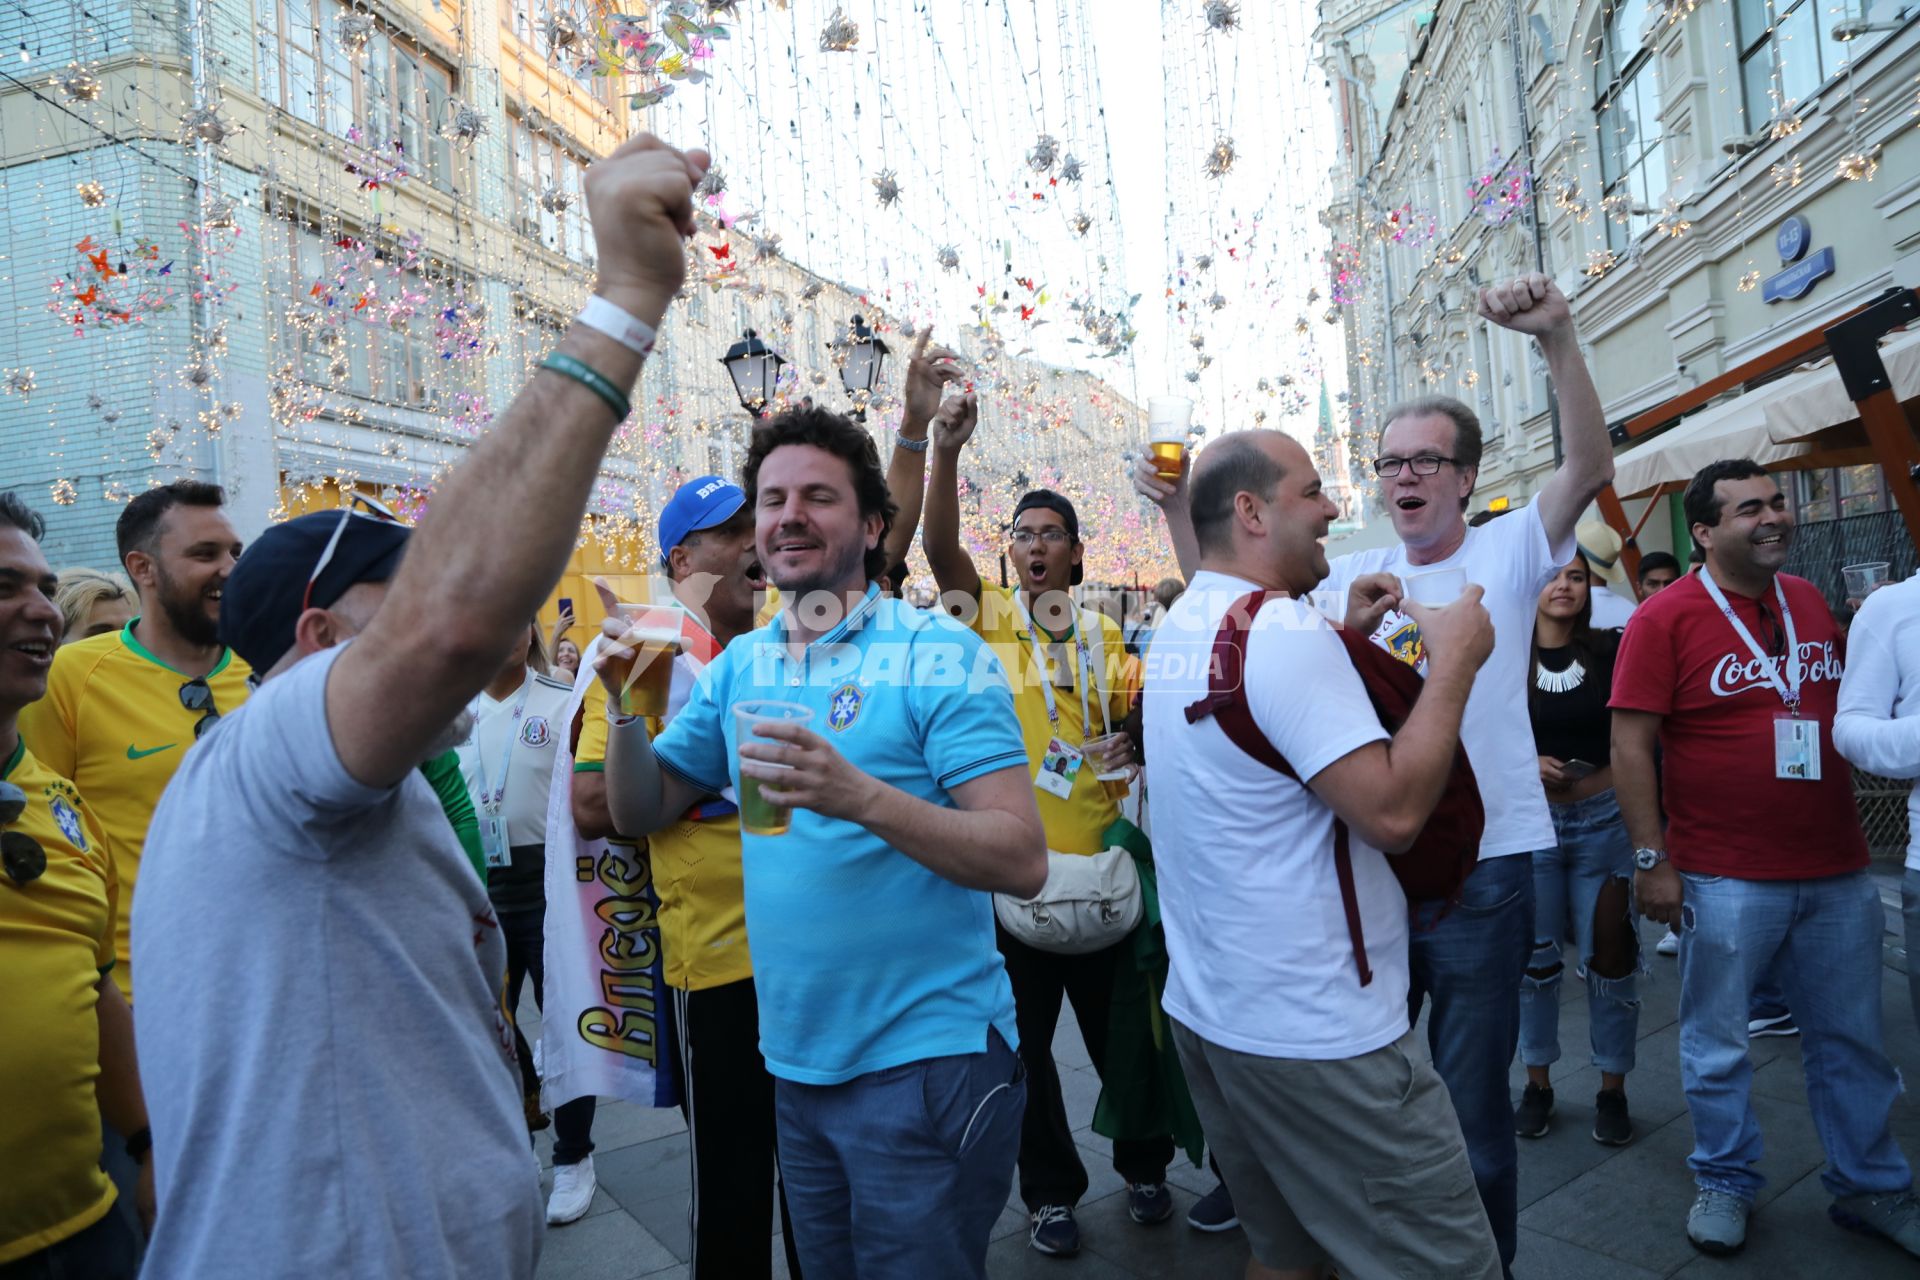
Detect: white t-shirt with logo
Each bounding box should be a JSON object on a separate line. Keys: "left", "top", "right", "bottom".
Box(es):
{"left": 457, "top": 669, "right": 573, "bottom": 847}
{"left": 1143, "top": 572, "right": 1408, "bottom": 1060}
{"left": 1322, "top": 505, "right": 1575, "bottom": 860}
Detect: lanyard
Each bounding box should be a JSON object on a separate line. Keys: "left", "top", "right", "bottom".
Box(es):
{"left": 1699, "top": 572, "right": 1802, "bottom": 715}
{"left": 471, "top": 672, "right": 534, "bottom": 812}
{"left": 1011, "top": 594, "right": 1111, "bottom": 741}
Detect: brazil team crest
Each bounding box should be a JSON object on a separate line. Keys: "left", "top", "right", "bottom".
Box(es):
{"left": 47, "top": 793, "right": 87, "bottom": 851}
{"left": 828, "top": 683, "right": 864, "bottom": 733}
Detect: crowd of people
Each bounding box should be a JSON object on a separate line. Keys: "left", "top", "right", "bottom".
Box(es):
{"left": 6, "top": 130, "right": 1920, "bottom": 1280}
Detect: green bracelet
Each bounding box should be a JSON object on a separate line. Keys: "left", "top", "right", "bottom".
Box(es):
{"left": 540, "top": 352, "right": 631, "bottom": 422}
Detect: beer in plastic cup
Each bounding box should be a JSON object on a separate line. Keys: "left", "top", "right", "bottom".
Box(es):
{"left": 1086, "top": 733, "right": 1131, "bottom": 800}
{"left": 1843, "top": 561, "right": 1891, "bottom": 601}
{"left": 609, "top": 602, "right": 685, "bottom": 718}
{"left": 734, "top": 700, "right": 814, "bottom": 836}
{"left": 1403, "top": 568, "right": 1467, "bottom": 607}
{"left": 1147, "top": 396, "right": 1194, "bottom": 481}
{"left": 1098, "top": 771, "right": 1131, "bottom": 801}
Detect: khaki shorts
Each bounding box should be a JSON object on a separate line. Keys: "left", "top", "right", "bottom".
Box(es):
{"left": 1173, "top": 1021, "right": 1500, "bottom": 1279}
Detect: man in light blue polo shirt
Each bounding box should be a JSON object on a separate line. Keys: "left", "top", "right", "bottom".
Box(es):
{"left": 598, "top": 404, "right": 1046, "bottom": 1280}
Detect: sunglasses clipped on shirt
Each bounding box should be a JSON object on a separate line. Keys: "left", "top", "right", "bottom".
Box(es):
{"left": 180, "top": 677, "right": 222, "bottom": 739}
{"left": 302, "top": 491, "right": 403, "bottom": 614}
{"left": 0, "top": 781, "right": 45, "bottom": 887}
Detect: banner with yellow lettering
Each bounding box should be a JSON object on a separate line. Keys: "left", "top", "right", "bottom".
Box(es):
{"left": 540, "top": 640, "right": 679, "bottom": 1111}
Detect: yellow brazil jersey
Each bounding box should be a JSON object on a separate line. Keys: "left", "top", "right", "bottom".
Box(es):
{"left": 18, "top": 622, "right": 252, "bottom": 1000}
{"left": 0, "top": 738, "right": 119, "bottom": 1263}
{"left": 971, "top": 586, "right": 1133, "bottom": 855}
{"left": 575, "top": 658, "right": 752, "bottom": 993}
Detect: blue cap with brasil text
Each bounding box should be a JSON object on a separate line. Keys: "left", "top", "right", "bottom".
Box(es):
{"left": 657, "top": 476, "right": 746, "bottom": 568}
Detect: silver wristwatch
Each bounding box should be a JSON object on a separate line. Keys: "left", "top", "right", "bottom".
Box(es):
{"left": 1634, "top": 846, "right": 1668, "bottom": 871}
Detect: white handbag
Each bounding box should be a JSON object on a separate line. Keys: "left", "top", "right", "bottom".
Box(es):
{"left": 995, "top": 846, "right": 1144, "bottom": 955}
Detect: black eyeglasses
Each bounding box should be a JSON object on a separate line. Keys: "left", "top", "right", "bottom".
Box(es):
{"left": 303, "top": 492, "right": 402, "bottom": 613}
{"left": 1372, "top": 454, "right": 1460, "bottom": 478}
{"left": 180, "top": 678, "right": 221, "bottom": 738}
{"left": 0, "top": 781, "right": 45, "bottom": 887}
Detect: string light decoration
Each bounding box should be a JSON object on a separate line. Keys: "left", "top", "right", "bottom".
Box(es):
{"left": 75, "top": 181, "right": 107, "bottom": 208}
{"left": 56, "top": 66, "right": 102, "bottom": 103}
{"left": 178, "top": 104, "right": 236, "bottom": 146}
{"left": 1204, "top": 137, "right": 1236, "bottom": 178}
{"left": 1028, "top": 134, "right": 1060, "bottom": 173}
{"left": 936, "top": 245, "right": 961, "bottom": 272}
{"left": 1058, "top": 155, "right": 1084, "bottom": 184}
{"left": 336, "top": 11, "right": 376, "bottom": 53}
{"left": 871, "top": 170, "right": 901, "bottom": 207}
{"left": 1204, "top": 2, "right": 1241, "bottom": 34}
{"left": 4, "top": 369, "right": 37, "bottom": 399}
{"left": 1069, "top": 211, "right": 1092, "bottom": 236}
{"left": 1836, "top": 148, "right": 1881, "bottom": 182}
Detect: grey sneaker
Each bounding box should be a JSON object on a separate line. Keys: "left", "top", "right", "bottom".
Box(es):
{"left": 1831, "top": 1190, "right": 1920, "bottom": 1257}
{"left": 1687, "top": 1190, "right": 1750, "bottom": 1255}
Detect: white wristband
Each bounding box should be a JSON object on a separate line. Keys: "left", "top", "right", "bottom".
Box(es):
{"left": 578, "top": 295, "right": 658, "bottom": 357}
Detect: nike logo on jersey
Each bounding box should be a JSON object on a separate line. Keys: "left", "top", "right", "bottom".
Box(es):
{"left": 126, "top": 743, "right": 178, "bottom": 760}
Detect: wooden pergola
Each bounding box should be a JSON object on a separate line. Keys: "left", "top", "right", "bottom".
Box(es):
{"left": 1594, "top": 286, "right": 1920, "bottom": 578}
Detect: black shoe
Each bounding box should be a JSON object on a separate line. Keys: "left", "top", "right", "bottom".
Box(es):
{"left": 1593, "top": 1088, "right": 1633, "bottom": 1146}
{"left": 1029, "top": 1205, "right": 1080, "bottom": 1256}
{"left": 1128, "top": 1182, "right": 1175, "bottom": 1225}
{"left": 1186, "top": 1180, "right": 1239, "bottom": 1233}
{"left": 1515, "top": 1083, "right": 1554, "bottom": 1138}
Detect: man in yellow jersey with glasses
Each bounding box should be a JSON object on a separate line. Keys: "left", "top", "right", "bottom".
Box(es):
{"left": 0, "top": 492, "right": 153, "bottom": 1279}
{"left": 921, "top": 395, "right": 1175, "bottom": 1259}
{"left": 20, "top": 480, "right": 249, "bottom": 1003}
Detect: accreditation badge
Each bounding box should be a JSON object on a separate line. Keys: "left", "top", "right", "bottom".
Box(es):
{"left": 1774, "top": 716, "right": 1821, "bottom": 781}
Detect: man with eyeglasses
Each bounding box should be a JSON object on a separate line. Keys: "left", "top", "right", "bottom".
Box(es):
{"left": 921, "top": 393, "right": 1177, "bottom": 1258}
{"left": 1136, "top": 274, "right": 1611, "bottom": 1271}
{"left": 126, "top": 132, "right": 711, "bottom": 1279}
{"left": 0, "top": 491, "right": 152, "bottom": 1279}
{"left": 1612, "top": 458, "right": 1920, "bottom": 1259}
{"left": 20, "top": 480, "right": 249, "bottom": 1004}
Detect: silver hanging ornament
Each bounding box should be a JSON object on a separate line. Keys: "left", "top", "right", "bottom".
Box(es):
{"left": 936, "top": 244, "right": 960, "bottom": 272}
{"left": 799, "top": 281, "right": 825, "bottom": 302}
{"left": 539, "top": 185, "right": 575, "bottom": 213}
{"left": 1028, "top": 134, "right": 1059, "bottom": 173}
{"left": 337, "top": 11, "right": 376, "bottom": 53}
{"left": 180, "top": 104, "right": 236, "bottom": 146}
{"left": 76, "top": 180, "right": 107, "bottom": 207}
{"left": 1204, "top": 137, "right": 1235, "bottom": 179}
{"left": 1069, "top": 211, "right": 1092, "bottom": 237}
{"left": 752, "top": 233, "right": 782, "bottom": 261}
{"left": 50, "top": 479, "right": 79, "bottom": 506}
{"left": 1206, "top": 292, "right": 1227, "bottom": 311}
{"left": 696, "top": 166, "right": 727, "bottom": 197}
{"left": 1058, "top": 155, "right": 1084, "bottom": 184}
{"left": 543, "top": 11, "right": 585, "bottom": 51}
{"left": 871, "top": 169, "right": 901, "bottom": 207}
{"left": 3, "top": 369, "right": 36, "bottom": 399}
{"left": 820, "top": 8, "right": 859, "bottom": 51}
{"left": 57, "top": 66, "right": 102, "bottom": 102}
{"left": 1194, "top": 253, "right": 1213, "bottom": 271}
{"left": 443, "top": 101, "right": 488, "bottom": 147}
{"left": 1204, "top": 1, "right": 1240, "bottom": 33}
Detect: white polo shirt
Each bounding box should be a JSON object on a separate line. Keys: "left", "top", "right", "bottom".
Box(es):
{"left": 1143, "top": 572, "right": 1408, "bottom": 1060}
{"left": 1320, "top": 503, "right": 1575, "bottom": 859}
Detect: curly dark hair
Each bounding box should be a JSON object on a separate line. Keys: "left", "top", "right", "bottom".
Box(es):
{"left": 0, "top": 491, "right": 45, "bottom": 541}
{"left": 742, "top": 405, "right": 897, "bottom": 582}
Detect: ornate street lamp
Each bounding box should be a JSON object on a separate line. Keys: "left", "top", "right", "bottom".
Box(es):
{"left": 719, "top": 329, "right": 785, "bottom": 418}
{"left": 831, "top": 314, "right": 890, "bottom": 419}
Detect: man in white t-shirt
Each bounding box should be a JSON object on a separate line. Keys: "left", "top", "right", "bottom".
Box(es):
{"left": 1138, "top": 275, "right": 1611, "bottom": 1272}
{"left": 1143, "top": 430, "right": 1499, "bottom": 1278}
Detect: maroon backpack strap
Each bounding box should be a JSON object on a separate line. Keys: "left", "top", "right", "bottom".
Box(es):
{"left": 1183, "top": 590, "right": 1374, "bottom": 988}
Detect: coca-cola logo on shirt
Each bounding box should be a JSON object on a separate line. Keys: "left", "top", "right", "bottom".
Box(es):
{"left": 1708, "top": 640, "right": 1842, "bottom": 698}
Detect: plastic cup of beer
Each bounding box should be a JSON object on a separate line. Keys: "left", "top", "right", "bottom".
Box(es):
{"left": 1087, "top": 733, "right": 1132, "bottom": 800}
{"left": 1843, "top": 561, "right": 1891, "bottom": 601}
{"left": 609, "top": 602, "right": 685, "bottom": 719}
{"left": 1403, "top": 568, "right": 1467, "bottom": 607}
{"left": 1147, "top": 397, "right": 1194, "bottom": 481}
{"left": 734, "top": 700, "right": 814, "bottom": 836}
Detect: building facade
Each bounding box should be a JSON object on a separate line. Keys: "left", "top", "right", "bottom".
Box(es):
{"left": 1318, "top": 0, "right": 1919, "bottom": 562}
{"left": 0, "top": 0, "right": 1147, "bottom": 585}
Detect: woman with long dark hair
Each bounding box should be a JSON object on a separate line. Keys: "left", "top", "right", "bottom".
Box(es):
{"left": 1515, "top": 554, "right": 1642, "bottom": 1147}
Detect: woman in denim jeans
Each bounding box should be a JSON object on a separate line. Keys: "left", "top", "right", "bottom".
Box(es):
{"left": 1515, "top": 555, "right": 1642, "bottom": 1147}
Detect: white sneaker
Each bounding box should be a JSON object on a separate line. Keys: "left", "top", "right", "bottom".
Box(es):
{"left": 1657, "top": 928, "right": 1679, "bottom": 956}
{"left": 546, "top": 1155, "right": 596, "bottom": 1225}
{"left": 532, "top": 1037, "right": 543, "bottom": 1078}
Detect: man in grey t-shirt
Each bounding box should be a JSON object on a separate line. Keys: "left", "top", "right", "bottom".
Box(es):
{"left": 128, "top": 132, "right": 713, "bottom": 1279}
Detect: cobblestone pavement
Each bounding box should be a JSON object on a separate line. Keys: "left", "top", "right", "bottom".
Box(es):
{"left": 529, "top": 866, "right": 1920, "bottom": 1278}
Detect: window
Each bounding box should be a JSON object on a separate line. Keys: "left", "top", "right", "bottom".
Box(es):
{"left": 1593, "top": 0, "right": 1664, "bottom": 253}
{"left": 266, "top": 218, "right": 476, "bottom": 411}
{"left": 507, "top": 116, "right": 598, "bottom": 266}
{"left": 256, "top": 0, "right": 460, "bottom": 194}
{"left": 1735, "top": 0, "right": 1849, "bottom": 132}
{"left": 1791, "top": 465, "right": 1888, "bottom": 522}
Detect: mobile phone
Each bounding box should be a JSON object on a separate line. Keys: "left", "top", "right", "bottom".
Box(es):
{"left": 1561, "top": 758, "right": 1599, "bottom": 781}
{"left": 558, "top": 596, "right": 575, "bottom": 618}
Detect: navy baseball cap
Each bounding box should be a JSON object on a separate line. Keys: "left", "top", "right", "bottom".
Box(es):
{"left": 658, "top": 476, "right": 747, "bottom": 568}
{"left": 220, "top": 506, "right": 410, "bottom": 674}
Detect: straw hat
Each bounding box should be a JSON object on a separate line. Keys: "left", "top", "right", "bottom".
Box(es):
{"left": 1574, "top": 519, "right": 1634, "bottom": 598}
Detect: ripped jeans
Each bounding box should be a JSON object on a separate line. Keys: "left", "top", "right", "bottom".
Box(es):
{"left": 1518, "top": 788, "right": 1642, "bottom": 1076}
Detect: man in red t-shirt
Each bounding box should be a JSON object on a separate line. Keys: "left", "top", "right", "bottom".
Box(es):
{"left": 1612, "top": 459, "right": 1918, "bottom": 1261}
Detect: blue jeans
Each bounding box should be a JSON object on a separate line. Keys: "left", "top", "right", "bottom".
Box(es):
{"left": 774, "top": 1030, "right": 1025, "bottom": 1279}
{"left": 1409, "top": 852, "right": 1533, "bottom": 1274}
{"left": 1518, "top": 791, "right": 1641, "bottom": 1075}
{"left": 1678, "top": 870, "right": 1912, "bottom": 1201}
{"left": 1906, "top": 867, "right": 1920, "bottom": 1033}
